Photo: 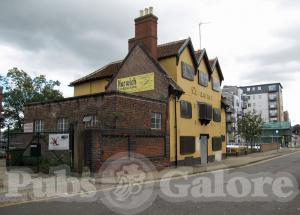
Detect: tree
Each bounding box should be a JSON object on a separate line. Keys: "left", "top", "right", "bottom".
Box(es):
{"left": 0, "top": 68, "right": 63, "bottom": 131}
{"left": 237, "top": 111, "right": 264, "bottom": 151}
{"left": 292, "top": 124, "right": 300, "bottom": 135}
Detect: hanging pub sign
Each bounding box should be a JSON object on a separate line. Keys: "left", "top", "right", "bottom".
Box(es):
{"left": 49, "top": 134, "right": 69, "bottom": 150}
{"left": 117, "top": 72, "right": 154, "bottom": 93}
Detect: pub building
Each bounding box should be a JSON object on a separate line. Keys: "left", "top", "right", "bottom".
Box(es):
{"left": 24, "top": 8, "right": 227, "bottom": 173}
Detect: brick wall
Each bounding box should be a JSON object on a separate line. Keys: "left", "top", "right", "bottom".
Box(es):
{"left": 24, "top": 92, "right": 169, "bottom": 172}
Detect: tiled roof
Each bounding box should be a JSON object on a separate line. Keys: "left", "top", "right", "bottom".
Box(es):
{"left": 69, "top": 60, "right": 123, "bottom": 86}
{"left": 157, "top": 39, "right": 187, "bottom": 59}
{"left": 70, "top": 38, "right": 189, "bottom": 86}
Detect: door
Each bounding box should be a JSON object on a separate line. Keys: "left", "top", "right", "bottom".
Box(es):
{"left": 200, "top": 135, "right": 208, "bottom": 164}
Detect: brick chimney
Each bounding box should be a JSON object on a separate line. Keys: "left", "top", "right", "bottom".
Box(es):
{"left": 128, "top": 7, "right": 158, "bottom": 59}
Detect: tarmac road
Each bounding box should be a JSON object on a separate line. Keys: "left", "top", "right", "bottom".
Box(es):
{"left": 0, "top": 152, "right": 300, "bottom": 215}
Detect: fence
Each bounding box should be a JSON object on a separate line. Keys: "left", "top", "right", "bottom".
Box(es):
{"left": 5, "top": 126, "right": 74, "bottom": 173}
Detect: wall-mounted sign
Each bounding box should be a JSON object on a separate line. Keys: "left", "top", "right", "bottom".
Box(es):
{"left": 24, "top": 123, "right": 33, "bottom": 133}
{"left": 49, "top": 134, "right": 69, "bottom": 150}
{"left": 117, "top": 72, "right": 154, "bottom": 93}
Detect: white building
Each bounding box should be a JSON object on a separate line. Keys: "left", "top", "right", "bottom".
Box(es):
{"left": 240, "top": 83, "right": 284, "bottom": 123}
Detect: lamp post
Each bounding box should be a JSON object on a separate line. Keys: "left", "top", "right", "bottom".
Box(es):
{"left": 276, "top": 130, "right": 279, "bottom": 152}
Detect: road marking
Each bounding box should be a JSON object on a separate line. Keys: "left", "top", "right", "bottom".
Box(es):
{"left": 0, "top": 150, "right": 299, "bottom": 208}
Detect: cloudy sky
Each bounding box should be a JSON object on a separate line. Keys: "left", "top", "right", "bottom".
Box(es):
{"left": 0, "top": 0, "right": 300, "bottom": 124}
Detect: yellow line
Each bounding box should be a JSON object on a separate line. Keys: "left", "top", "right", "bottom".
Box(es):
{"left": 0, "top": 150, "right": 299, "bottom": 208}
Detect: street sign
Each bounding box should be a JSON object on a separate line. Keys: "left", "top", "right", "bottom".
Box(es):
{"left": 49, "top": 134, "right": 69, "bottom": 150}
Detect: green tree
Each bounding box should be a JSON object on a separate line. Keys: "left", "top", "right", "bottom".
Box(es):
{"left": 237, "top": 111, "right": 264, "bottom": 151}
{"left": 293, "top": 124, "right": 300, "bottom": 135}
{"left": 0, "top": 68, "right": 63, "bottom": 131}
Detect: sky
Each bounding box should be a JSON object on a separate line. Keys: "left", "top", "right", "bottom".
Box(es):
{"left": 0, "top": 0, "right": 300, "bottom": 124}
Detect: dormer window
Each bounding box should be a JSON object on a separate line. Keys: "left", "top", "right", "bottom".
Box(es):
{"left": 199, "top": 71, "right": 209, "bottom": 87}
{"left": 181, "top": 62, "right": 194, "bottom": 81}
{"left": 212, "top": 77, "right": 221, "bottom": 92}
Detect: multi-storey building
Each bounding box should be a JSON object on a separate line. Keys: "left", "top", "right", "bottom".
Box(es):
{"left": 24, "top": 8, "right": 227, "bottom": 172}
{"left": 240, "top": 83, "right": 284, "bottom": 123}
{"left": 222, "top": 86, "right": 247, "bottom": 143}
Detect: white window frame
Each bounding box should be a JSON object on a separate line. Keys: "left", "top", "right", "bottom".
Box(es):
{"left": 34, "top": 120, "right": 44, "bottom": 132}
{"left": 151, "top": 112, "right": 162, "bottom": 130}
{"left": 84, "top": 115, "right": 98, "bottom": 128}
{"left": 57, "top": 118, "right": 69, "bottom": 132}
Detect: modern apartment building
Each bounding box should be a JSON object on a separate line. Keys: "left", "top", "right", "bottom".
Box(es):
{"left": 240, "top": 83, "right": 284, "bottom": 123}
{"left": 222, "top": 86, "right": 248, "bottom": 143}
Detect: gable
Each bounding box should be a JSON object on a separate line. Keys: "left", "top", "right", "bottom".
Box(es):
{"left": 106, "top": 44, "right": 171, "bottom": 100}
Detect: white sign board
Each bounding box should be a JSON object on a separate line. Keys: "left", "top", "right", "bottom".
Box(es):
{"left": 49, "top": 134, "right": 69, "bottom": 150}
{"left": 24, "top": 123, "right": 33, "bottom": 133}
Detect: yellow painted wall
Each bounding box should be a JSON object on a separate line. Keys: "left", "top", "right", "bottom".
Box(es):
{"left": 74, "top": 79, "right": 109, "bottom": 96}
{"left": 159, "top": 57, "right": 178, "bottom": 81}
{"left": 160, "top": 47, "right": 226, "bottom": 162}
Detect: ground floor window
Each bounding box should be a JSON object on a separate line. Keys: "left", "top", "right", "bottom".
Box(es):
{"left": 151, "top": 112, "right": 162, "bottom": 130}
{"left": 84, "top": 115, "right": 98, "bottom": 128}
{"left": 180, "top": 136, "right": 195, "bottom": 155}
{"left": 57, "top": 118, "right": 69, "bottom": 132}
{"left": 34, "top": 120, "right": 44, "bottom": 132}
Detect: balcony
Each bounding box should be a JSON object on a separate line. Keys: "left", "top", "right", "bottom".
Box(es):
{"left": 269, "top": 104, "right": 277, "bottom": 109}
{"left": 268, "top": 95, "right": 277, "bottom": 101}
{"left": 269, "top": 111, "right": 278, "bottom": 117}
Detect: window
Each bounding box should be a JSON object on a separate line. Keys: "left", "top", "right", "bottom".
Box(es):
{"left": 181, "top": 62, "right": 194, "bottom": 81}
{"left": 252, "top": 87, "right": 256, "bottom": 91}
{"left": 270, "top": 117, "right": 278, "bottom": 122}
{"left": 253, "top": 103, "right": 256, "bottom": 107}
{"left": 180, "top": 101, "right": 192, "bottom": 118}
{"left": 268, "top": 85, "right": 277, "bottom": 92}
{"left": 34, "top": 120, "right": 44, "bottom": 132}
{"left": 151, "top": 112, "right": 161, "bottom": 130}
{"left": 258, "top": 86, "right": 262, "bottom": 91}
{"left": 212, "top": 78, "right": 221, "bottom": 92}
{"left": 269, "top": 94, "right": 277, "bottom": 100}
{"left": 248, "top": 103, "right": 251, "bottom": 107}
{"left": 198, "top": 102, "right": 212, "bottom": 125}
{"left": 57, "top": 118, "right": 69, "bottom": 132}
{"left": 180, "top": 136, "right": 195, "bottom": 155}
{"left": 213, "top": 108, "right": 221, "bottom": 122}
{"left": 247, "top": 88, "right": 250, "bottom": 92}
{"left": 258, "top": 95, "right": 262, "bottom": 99}
{"left": 198, "top": 71, "right": 208, "bottom": 87}
{"left": 84, "top": 115, "right": 97, "bottom": 128}
{"left": 212, "top": 137, "right": 222, "bottom": 151}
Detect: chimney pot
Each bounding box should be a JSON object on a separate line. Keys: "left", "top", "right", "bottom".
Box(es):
{"left": 149, "top": 7, "right": 153, "bottom": 14}
{"left": 139, "top": 10, "right": 144, "bottom": 17}
{"left": 144, "top": 8, "right": 149, "bottom": 15}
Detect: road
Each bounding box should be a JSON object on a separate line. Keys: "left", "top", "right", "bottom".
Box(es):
{"left": 1, "top": 152, "right": 300, "bottom": 215}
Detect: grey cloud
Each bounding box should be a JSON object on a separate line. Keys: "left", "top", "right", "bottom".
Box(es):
{"left": 0, "top": 0, "right": 138, "bottom": 68}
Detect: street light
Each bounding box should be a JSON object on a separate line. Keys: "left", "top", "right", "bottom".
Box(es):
{"left": 276, "top": 130, "right": 279, "bottom": 152}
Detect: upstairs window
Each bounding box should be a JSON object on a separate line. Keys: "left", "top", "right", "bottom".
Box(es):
{"left": 198, "top": 102, "right": 212, "bottom": 125}
{"left": 198, "top": 71, "right": 209, "bottom": 87}
{"left": 151, "top": 112, "right": 161, "bottom": 130}
{"left": 213, "top": 108, "right": 221, "bottom": 122}
{"left": 212, "top": 77, "right": 221, "bottom": 92}
{"left": 34, "top": 120, "right": 44, "bottom": 132}
{"left": 57, "top": 118, "right": 69, "bottom": 132}
{"left": 180, "top": 101, "right": 192, "bottom": 119}
{"left": 268, "top": 85, "right": 277, "bottom": 92}
{"left": 181, "top": 62, "right": 194, "bottom": 81}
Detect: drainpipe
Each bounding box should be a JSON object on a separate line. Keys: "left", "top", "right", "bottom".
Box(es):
{"left": 174, "top": 95, "right": 178, "bottom": 167}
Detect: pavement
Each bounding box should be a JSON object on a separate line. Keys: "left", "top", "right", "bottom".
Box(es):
{"left": 0, "top": 148, "right": 299, "bottom": 214}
